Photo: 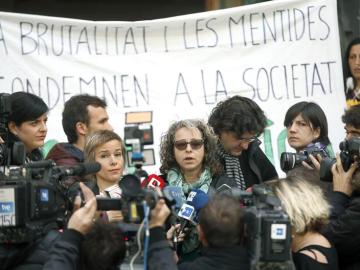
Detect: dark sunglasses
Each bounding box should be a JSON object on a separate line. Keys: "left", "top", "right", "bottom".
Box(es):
{"left": 174, "top": 139, "right": 204, "bottom": 150}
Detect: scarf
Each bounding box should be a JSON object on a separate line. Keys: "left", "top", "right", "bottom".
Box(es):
{"left": 218, "top": 145, "right": 246, "bottom": 190}
{"left": 167, "top": 167, "right": 212, "bottom": 255}
{"left": 167, "top": 167, "right": 212, "bottom": 201}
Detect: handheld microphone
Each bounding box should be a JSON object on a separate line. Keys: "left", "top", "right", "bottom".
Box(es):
{"left": 185, "top": 189, "right": 209, "bottom": 223}
{"left": 177, "top": 189, "right": 209, "bottom": 234}
{"left": 142, "top": 174, "right": 166, "bottom": 189}
{"left": 26, "top": 160, "right": 101, "bottom": 177}
{"left": 63, "top": 162, "right": 101, "bottom": 177}
{"left": 162, "top": 186, "right": 184, "bottom": 210}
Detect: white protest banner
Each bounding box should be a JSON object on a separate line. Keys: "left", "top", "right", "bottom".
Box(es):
{"left": 0, "top": 0, "right": 345, "bottom": 175}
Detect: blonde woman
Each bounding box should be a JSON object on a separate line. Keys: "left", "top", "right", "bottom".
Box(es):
{"left": 270, "top": 177, "right": 338, "bottom": 270}
{"left": 84, "top": 130, "right": 125, "bottom": 222}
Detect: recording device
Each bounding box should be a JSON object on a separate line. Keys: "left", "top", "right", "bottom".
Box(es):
{"left": 221, "top": 184, "right": 293, "bottom": 270}
{"left": 280, "top": 143, "right": 328, "bottom": 172}
{"left": 320, "top": 137, "right": 360, "bottom": 182}
{"left": 177, "top": 189, "right": 209, "bottom": 235}
{"left": 96, "top": 174, "right": 179, "bottom": 223}
{"left": 0, "top": 160, "right": 101, "bottom": 244}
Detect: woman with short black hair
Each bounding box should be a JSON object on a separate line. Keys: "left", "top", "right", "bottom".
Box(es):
{"left": 7, "top": 92, "right": 49, "bottom": 163}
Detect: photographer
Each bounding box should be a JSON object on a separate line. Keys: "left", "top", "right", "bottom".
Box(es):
{"left": 283, "top": 101, "right": 330, "bottom": 171}
{"left": 323, "top": 104, "right": 360, "bottom": 270}
{"left": 6, "top": 92, "right": 49, "bottom": 163}
{"left": 148, "top": 194, "right": 250, "bottom": 270}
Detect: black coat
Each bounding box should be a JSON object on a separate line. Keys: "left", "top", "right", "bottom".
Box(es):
{"left": 217, "top": 139, "right": 278, "bottom": 189}
{"left": 323, "top": 191, "right": 360, "bottom": 270}
{"left": 178, "top": 245, "right": 250, "bottom": 270}
{"left": 148, "top": 227, "right": 250, "bottom": 270}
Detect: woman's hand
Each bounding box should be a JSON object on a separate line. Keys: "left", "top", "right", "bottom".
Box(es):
{"left": 301, "top": 153, "right": 322, "bottom": 171}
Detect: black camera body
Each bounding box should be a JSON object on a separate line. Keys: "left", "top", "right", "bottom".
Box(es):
{"left": 231, "top": 185, "right": 293, "bottom": 270}
{"left": 0, "top": 164, "right": 67, "bottom": 244}
{"left": 320, "top": 137, "right": 360, "bottom": 182}
{"left": 95, "top": 174, "right": 178, "bottom": 224}
{"left": 280, "top": 143, "right": 328, "bottom": 172}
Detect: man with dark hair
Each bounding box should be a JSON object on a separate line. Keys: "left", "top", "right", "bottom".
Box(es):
{"left": 323, "top": 104, "right": 360, "bottom": 270}
{"left": 46, "top": 94, "right": 113, "bottom": 185}
{"left": 148, "top": 195, "right": 250, "bottom": 270}
{"left": 208, "top": 96, "right": 278, "bottom": 189}
{"left": 80, "top": 222, "right": 126, "bottom": 270}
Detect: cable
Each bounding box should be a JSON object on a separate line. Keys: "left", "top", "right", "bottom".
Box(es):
{"left": 129, "top": 220, "right": 144, "bottom": 270}
{"left": 142, "top": 201, "right": 150, "bottom": 270}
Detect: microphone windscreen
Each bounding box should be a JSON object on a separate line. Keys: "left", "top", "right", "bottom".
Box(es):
{"left": 25, "top": 159, "right": 54, "bottom": 169}
{"left": 186, "top": 189, "right": 209, "bottom": 213}
{"left": 74, "top": 162, "right": 101, "bottom": 176}
{"left": 163, "top": 186, "right": 184, "bottom": 209}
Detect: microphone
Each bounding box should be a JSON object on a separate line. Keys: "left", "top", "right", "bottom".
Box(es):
{"left": 67, "top": 162, "right": 101, "bottom": 176}
{"left": 185, "top": 189, "right": 209, "bottom": 223}
{"left": 177, "top": 189, "right": 209, "bottom": 233}
{"left": 162, "top": 186, "right": 184, "bottom": 210}
{"left": 25, "top": 160, "right": 101, "bottom": 177}
{"left": 142, "top": 174, "right": 166, "bottom": 189}
{"left": 25, "top": 159, "right": 55, "bottom": 169}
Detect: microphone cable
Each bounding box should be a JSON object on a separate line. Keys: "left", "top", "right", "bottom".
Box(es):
{"left": 142, "top": 201, "right": 150, "bottom": 270}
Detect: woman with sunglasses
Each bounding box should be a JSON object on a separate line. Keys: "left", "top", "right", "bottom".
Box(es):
{"left": 159, "top": 119, "right": 229, "bottom": 262}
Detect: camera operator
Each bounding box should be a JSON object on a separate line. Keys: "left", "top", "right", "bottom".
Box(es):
{"left": 6, "top": 92, "right": 49, "bottom": 163}
{"left": 282, "top": 101, "right": 330, "bottom": 171}
{"left": 323, "top": 104, "right": 360, "bottom": 270}
{"left": 11, "top": 182, "right": 125, "bottom": 270}
{"left": 148, "top": 194, "right": 250, "bottom": 270}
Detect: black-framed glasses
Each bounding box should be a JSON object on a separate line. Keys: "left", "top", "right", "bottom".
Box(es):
{"left": 174, "top": 139, "right": 204, "bottom": 150}
{"left": 238, "top": 136, "right": 257, "bottom": 143}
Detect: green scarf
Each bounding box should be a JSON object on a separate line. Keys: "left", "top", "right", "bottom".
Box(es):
{"left": 167, "top": 167, "right": 212, "bottom": 200}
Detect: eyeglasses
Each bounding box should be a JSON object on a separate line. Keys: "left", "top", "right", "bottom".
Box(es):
{"left": 174, "top": 139, "right": 204, "bottom": 150}
{"left": 238, "top": 136, "right": 257, "bottom": 143}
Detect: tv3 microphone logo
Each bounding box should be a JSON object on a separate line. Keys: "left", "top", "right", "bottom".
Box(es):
{"left": 0, "top": 202, "right": 14, "bottom": 213}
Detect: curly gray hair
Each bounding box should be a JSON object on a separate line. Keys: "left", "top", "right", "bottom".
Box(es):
{"left": 159, "top": 119, "right": 222, "bottom": 176}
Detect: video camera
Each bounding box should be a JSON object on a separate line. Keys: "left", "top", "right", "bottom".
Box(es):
{"left": 320, "top": 137, "right": 360, "bottom": 182}
{"left": 95, "top": 174, "right": 180, "bottom": 224}
{"left": 226, "top": 185, "right": 293, "bottom": 270}
{"left": 280, "top": 143, "right": 328, "bottom": 172}
{"left": 0, "top": 160, "right": 100, "bottom": 243}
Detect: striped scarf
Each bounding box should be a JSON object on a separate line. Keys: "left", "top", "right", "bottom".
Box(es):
{"left": 218, "top": 146, "right": 246, "bottom": 190}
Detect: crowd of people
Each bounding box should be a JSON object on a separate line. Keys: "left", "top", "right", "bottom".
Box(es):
{"left": 0, "top": 36, "right": 360, "bottom": 270}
